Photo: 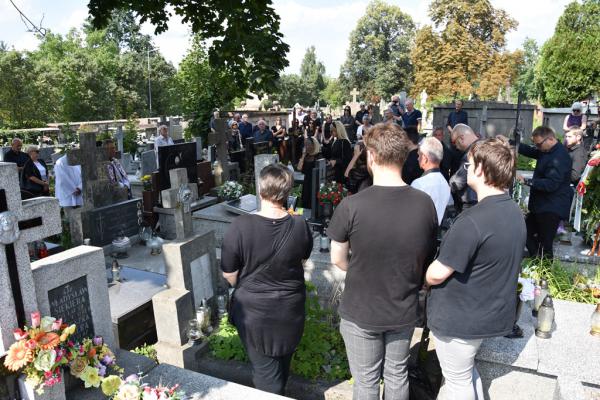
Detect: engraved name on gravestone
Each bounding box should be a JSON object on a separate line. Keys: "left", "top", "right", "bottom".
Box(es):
{"left": 48, "top": 276, "right": 94, "bottom": 344}
{"left": 81, "top": 198, "right": 142, "bottom": 246}
{"left": 157, "top": 143, "right": 197, "bottom": 191}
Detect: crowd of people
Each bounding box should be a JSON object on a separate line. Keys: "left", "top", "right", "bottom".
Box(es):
{"left": 218, "top": 98, "right": 599, "bottom": 399}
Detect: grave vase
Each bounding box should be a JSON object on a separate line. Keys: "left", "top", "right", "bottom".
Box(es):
{"left": 18, "top": 374, "right": 67, "bottom": 400}
{"left": 322, "top": 202, "right": 334, "bottom": 218}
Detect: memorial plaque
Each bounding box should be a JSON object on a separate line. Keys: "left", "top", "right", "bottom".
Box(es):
{"left": 253, "top": 141, "right": 270, "bottom": 155}
{"left": 223, "top": 194, "right": 258, "bottom": 215}
{"left": 48, "top": 276, "right": 94, "bottom": 344}
{"left": 196, "top": 161, "right": 215, "bottom": 195}
{"left": 81, "top": 198, "right": 142, "bottom": 246}
{"left": 141, "top": 150, "right": 157, "bottom": 176}
{"left": 230, "top": 150, "right": 246, "bottom": 173}
{"left": 190, "top": 254, "right": 214, "bottom": 306}
{"left": 158, "top": 143, "right": 197, "bottom": 191}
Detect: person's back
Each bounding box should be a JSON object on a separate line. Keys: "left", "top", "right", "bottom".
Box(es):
{"left": 412, "top": 171, "right": 450, "bottom": 225}
{"left": 331, "top": 185, "right": 437, "bottom": 328}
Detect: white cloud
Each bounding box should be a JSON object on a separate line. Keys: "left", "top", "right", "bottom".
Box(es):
{"left": 141, "top": 10, "right": 192, "bottom": 67}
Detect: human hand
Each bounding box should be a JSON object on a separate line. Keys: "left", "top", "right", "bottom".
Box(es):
{"left": 516, "top": 175, "right": 525, "bottom": 184}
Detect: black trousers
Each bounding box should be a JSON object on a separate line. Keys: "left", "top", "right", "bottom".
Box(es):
{"left": 244, "top": 344, "right": 293, "bottom": 395}
{"left": 526, "top": 212, "right": 561, "bottom": 258}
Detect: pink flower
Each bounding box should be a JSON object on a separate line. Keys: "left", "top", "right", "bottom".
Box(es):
{"left": 13, "top": 329, "right": 28, "bottom": 341}
{"left": 51, "top": 319, "right": 62, "bottom": 331}
{"left": 31, "top": 312, "right": 41, "bottom": 328}
{"left": 24, "top": 339, "right": 37, "bottom": 350}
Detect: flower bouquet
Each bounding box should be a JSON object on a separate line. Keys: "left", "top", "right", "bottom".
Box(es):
{"left": 101, "top": 373, "right": 185, "bottom": 400}
{"left": 317, "top": 182, "right": 348, "bottom": 207}
{"left": 141, "top": 175, "right": 152, "bottom": 191}
{"left": 69, "top": 336, "right": 122, "bottom": 389}
{"left": 3, "top": 312, "right": 76, "bottom": 393}
{"left": 218, "top": 181, "right": 243, "bottom": 201}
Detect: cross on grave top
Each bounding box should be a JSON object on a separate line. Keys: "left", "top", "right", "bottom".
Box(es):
{"left": 208, "top": 118, "right": 231, "bottom": 182}
{"left": 350, "top": 88, "right": 360, "bottom": 103}
{"left": 0, "top": 162, "right": 62, "bottom": 355}
{"left": 67, "top": 132, "right": 128, "bottom": 209}
{"left": 160, "top": 168, "right": 197, "bottom": 240}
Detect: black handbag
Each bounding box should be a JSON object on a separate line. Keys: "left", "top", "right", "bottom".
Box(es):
{"left": 227, "top": 218, "right": 296, "bottom": 324}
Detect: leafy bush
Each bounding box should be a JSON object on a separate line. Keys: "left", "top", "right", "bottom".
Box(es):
{"left": 208, "top": 282, "right": 350, "bottom": 381}
{"left": 516, "top": 154, "right": 536, "bottom": 171}
{"left": 132, "top": 343, "right": 158, "bottom": 363}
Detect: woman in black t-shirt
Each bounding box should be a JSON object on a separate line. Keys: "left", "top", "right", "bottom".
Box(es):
{"left": 329, "top": 121, "right": 353, "bottom": 184}
{"left": 298, "top": 137, "right": 321, "bottom": 209}
{"left": 221, "top": 164, "right": 313, "bottom": 395}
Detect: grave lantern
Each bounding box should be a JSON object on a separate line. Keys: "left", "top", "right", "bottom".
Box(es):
{"left": 187, "top": 319, "right": 203, "bottom": 345}
{"left": 533, "top": 279, "right": 549, "bottom": 317}
{"left": 591, "top": 303, "right": 600, "bottom": 337}
{"left": 535, "top": 295, "right": 555, "bottom": 339}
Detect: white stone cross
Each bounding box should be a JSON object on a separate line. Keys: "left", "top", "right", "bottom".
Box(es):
{"left": 0, "top": 163, "right": 61, "bottom": 355}
{"left": 350, "top": 88, "right": 360, "bottom": 103}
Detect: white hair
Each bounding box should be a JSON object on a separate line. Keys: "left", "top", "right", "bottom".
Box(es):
{"left": 405, "top": 98, "right": 414, "bottom": 105}
{"left": 419, "top": 137, "right": 443, "bottom": 163}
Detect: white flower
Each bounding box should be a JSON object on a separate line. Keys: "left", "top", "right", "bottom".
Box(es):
{"left": 40, "top": 316, "right": 56, "bottom": 332}
{"left": 518, "top": 277, "right": 536, "bottom": 302}
{"left": 115, "top": 384, "right": 141, "bottom": 400}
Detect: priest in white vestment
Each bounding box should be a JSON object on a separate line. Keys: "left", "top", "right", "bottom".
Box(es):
{"left": 54, "top": 154, "right": 83, "bottom": 207}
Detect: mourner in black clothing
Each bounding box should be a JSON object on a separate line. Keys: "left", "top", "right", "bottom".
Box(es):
{"left": 329, "top": 121, "right": 353, "bottom": 184}
{"left": 432, "top": 127, "right": 453, "bottom": 181}
{"left": 512, "top": 126, "right": 573, "bottom": 259}
{"left": 3, "top": 138, "right": 30, "bottom": 173}
{"left": 297, "top": 137, "right": 320, "bottom": 209}
{"left": 221, "top": 164, "right": 313, "bottom": 395}
{"left": 564, "top": 129, "right": 588, "bottom": 185}
{"left": 21, "top": 145, "right": 49, "bottom": 198}
{"left": 401, "top": 126, "right": 423, "bottom": 185}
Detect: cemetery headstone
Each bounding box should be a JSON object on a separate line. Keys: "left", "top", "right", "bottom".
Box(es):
{"left": 115, "top": 125, "right": 124, "bottom": 153}
{"left": 37, "top": 146, "right": 54, "bottom": 164}
{"left": 194, "top": 137, "right": 203, "bottom": 161}
{"left": 80, "top": 198, "right": 142, "bottom": 246}
{"left": 122, "top": 153, "right": 134, "bottom": 174}
{"left": 0, "top": 162, "right": 62, "bottom": 354}
{"left": 253, "top": 141, "right": 270, "bottom": 155}
{"left": 157, "top": 143, "right": 198, "bottom": 191}
{"left": 196, "top": 161, "right": 215, "bottom": 196}
{"left": 349, "top": 87, "right": 361, "bottom": 114}
{"left": 230, "top": 150, "right": 246, "bottom": 173}
{"left": 208, "top": 118, "right": 231, "bottom": 183}
{"left": 310, "top": 158, "right": 327, "bottom": 220}
{"left": 254, "top": 154, "right": 279, "bottom": 211}
{"left": 31, "top": 246, "right": 116, "bottom": 349}
{"left": 141, "top": 150, "right": 158, "bottom": 176}
{"left": 152, "top": 230, "right": 219, "bottom": 368}
{"left": 158, "top": 168, "right": 197, "bottom": 240}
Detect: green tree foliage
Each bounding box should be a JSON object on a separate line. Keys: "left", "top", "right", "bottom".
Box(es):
{"left": 0, "top": 11, "right": 178, "bottom": 129}
{"left": 87, "top": 0, "right": 290, "bottom": 96}
{"left": 174, "top": 36, "right": 238, "bottom": 143}
{"left": 320, "top": 78, "right": 347, "bottom": 108}
{"left": 514, "top": 38, "right": 540, "bottom": 102}
{"left": 411, "top": 0, "right": 519, "bottom": 101}
{"left": 536, "top": 0, "right": 600, "bottom": 107}
{"left": 300, "top": 46, "right": 326, "bottom": 101}
{"left": 340, "top": 0, "right": 415, "bottom": 102}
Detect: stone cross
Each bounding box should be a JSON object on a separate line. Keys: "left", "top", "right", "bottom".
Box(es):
{"left": 0, "top": 163, "right": 61, "bottom": 354}
{"left": 160, "top": 168, "right": 198, "bottom": 240}
{"left": 115, "top": 125, "right": 124, "bottom": 154}
{"left": 350, "top": 88, "right": 360, "bottom": 103}
{"left": 208, "top": 118, "right": 231, "bottom": 183}
{"left": 254, "top": 154, "right": 279, "bottom": 211}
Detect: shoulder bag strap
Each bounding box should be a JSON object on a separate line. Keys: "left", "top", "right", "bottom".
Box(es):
{"left": 234, "top": 216, "right": 295, "bottom": 290}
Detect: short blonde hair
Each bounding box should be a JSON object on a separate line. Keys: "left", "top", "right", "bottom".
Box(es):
{"left": 258, "top": 164, "right": 293, "bottom": 205}
{"left": 25, "top": 144, "right": 39, "bottom": 154}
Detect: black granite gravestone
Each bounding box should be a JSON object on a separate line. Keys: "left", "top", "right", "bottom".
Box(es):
{"left": 253, "top": 141, "right": 270, "bottom": 155}
{"left": 48, "top": 275, "right": 94, "bottom": 344}
{"left": 81, "top": 198, "right": 142, "bottom": 246}
{"left": 157, "top": 143, "right": 198, "bottom": 191}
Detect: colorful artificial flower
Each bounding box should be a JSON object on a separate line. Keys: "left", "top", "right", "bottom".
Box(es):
{"left": 37, "top": 332, "right": 60, "bottom": 350}
{"left": 13, "top": 328, "right": 28, "bottom": 341}
{"left": 115, "top": 383, "right": 142, "bottom": 400}
{"left": 40, "top": 316, "right": 56, "bottom": 332}
{"left": 69, "top": 357, "right": 89, "bottom": 378}
{"left": 80, "top": 365, "right": 102, "bottom": 388}
{"left": 31, "top": 312, "right": 41, "bottom": 328}
{"left": 33, "top": 349, "right": 57, "bottom": 372}
{"left": 101, "top": 375, "right": 123, "bottom": 396}
{"left": 51, "top": 319, "right": 63, "bottom": 331}
{"left": 4, "top": 341, "right": 34, "bottom": 371}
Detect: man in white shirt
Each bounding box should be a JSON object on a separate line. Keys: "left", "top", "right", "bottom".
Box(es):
{"left": 54, "top": 153, "right": 83, "bottom": 208}
{"left": 411, "top": 137, "right": 451, "bottom": 225}
{"left": 356, "top": 115, "right": 372, "bottom": 141}
{"left": 154, "top": 125, "right": 174, "bottom": 149}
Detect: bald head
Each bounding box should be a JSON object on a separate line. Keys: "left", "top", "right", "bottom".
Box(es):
{"left": 451, "top": 123, "right": 477, "bottom": 151}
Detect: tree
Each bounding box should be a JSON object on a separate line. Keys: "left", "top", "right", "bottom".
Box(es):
{"left": 269, "top": 74, "right": 312, "bottom": 108}
{"left": 174, "top": 36, "right": 238, "bottom": 143}
{"left": 87, "top": 0, "right": 290, "bottom": 96}
{"left": 411, "top": 0, "right": 519, "bottom": 101}
{"left": 300, "top": 46, "right": 326, "bottom": 103}
{"left": 514, "top": 38, "right": 540, "bottom": 102}
{"left": 536, "top": 0, "right": 600, "bottom": 107}
{"left": 340, "top": 0, "right": 415, "bottom": 102}
{"left": 320, "top": 78, "right": 347, "bottom": 108}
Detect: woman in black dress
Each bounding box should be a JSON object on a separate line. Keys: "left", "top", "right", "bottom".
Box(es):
{"left": 221, "top": 164, "right": 313, "bottom": 395}
{"left": 329, "top": 121, "right": 353, "bottom": 184}
{"left": 297, "top": 137, "right": 320, "bottom": 209}
{"left": 21, "top": 145, "right": 50, "bottom": 199}
{"left": 340, "top": 106, "right": 356, "bottom": 143}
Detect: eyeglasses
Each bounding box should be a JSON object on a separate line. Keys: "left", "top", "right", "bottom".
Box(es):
{"left": 463, "top": 162, "right": 471, "bottom": 170}
{"left": 533, "top": 137, "right": 550, "bottom": 149}
{"left": 573, "top": 109, "right": 581, "bottom": 113}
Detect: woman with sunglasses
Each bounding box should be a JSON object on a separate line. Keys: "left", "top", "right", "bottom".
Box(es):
{"left": 21, "top": 145, "right": 50, "bottom": 198}
{"left": 563, "top": 101, "right": 587, "bottom": 131}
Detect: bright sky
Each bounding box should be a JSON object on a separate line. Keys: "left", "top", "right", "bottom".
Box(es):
{"left": 0, "top": 0, "right": 573, "bottom": 77}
